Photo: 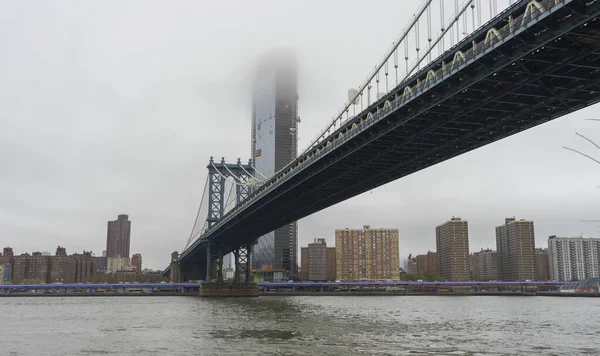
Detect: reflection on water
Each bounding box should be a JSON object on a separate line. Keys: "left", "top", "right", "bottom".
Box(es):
{"left": 1, "top": 296, "right": 599, "bottom": 355}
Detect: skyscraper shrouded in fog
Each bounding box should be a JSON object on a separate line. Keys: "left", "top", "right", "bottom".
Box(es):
{"left": 106, "top": 214, "right": 131, "bottom": 259}
{"left": 250, "top": 51, "right": 299, "bottom": 282}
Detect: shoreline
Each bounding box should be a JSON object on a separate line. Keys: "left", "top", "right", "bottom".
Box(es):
{"left": 2, "top": 291, "right": 599, "bottom": 297}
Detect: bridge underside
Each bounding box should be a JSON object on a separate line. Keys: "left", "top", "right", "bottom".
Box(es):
{"left": 175, "top": 0, "right": 600, "bottom": 277}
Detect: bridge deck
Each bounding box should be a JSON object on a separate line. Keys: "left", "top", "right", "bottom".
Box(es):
{"left": 173, "top": 0, "right": 600, "bottom": 276}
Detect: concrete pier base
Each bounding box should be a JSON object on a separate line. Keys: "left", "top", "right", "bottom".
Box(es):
{"left": 199, "top": 282, "right": 259, "bottom": 297}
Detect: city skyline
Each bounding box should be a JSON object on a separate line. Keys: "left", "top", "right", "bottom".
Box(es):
{"left": 1, "top": 0, "right": 599, "bottom": 270}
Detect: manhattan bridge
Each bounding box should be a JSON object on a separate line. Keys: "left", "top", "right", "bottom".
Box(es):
{"left": 164, "top": 0, "right": 600, "bottom": 293}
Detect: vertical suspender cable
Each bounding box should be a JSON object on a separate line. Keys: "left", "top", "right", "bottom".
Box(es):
{"left": 385, "top": 60, "right": 389, "bottom": 92}
{"left": 440, "top": 0, "right": 445, "bottom": 53}
{"left": 394, "top": 48, "right": 399, "bottom": 85}
{"left": 471, "top": 2, "right": 476, "bottom": 34}
{"left": 455, "top": 0, "right": 460, "bottom": 43}
{"left": 463, "top": 1, "right": 469, "bottom": 37}
{"left": 404, "top": 37, "right": 409, "bottom": 76}
{"left": 415, "top": 18, "right": 420, "bottom": 70}
{"left": 493, "top": 0, "right": 497, "bottom": 16}
{"left": 427, "top": 4, "right": 432, "bottom": 62}
{"left": 489, "top": 0, "right": 493, "bottom": 19}
{"left": 477, "top": 0, "right": 482, "bottom": 27}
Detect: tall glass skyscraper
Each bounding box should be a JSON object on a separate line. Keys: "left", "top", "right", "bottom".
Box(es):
{"left": 250, "top": 51, "right": 299, "bottom": 282}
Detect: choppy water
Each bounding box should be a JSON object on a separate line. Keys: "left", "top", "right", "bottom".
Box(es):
{"left": 1, "top": 296, "right": 599, "bottom": 355}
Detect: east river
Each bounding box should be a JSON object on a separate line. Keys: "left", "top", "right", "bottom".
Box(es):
{"left": 1, "top": 296, "right": 599, "bottom": 355}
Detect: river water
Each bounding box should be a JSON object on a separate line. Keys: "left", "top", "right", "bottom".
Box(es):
{"left": 1, "top": 296, "right": 598, "bottom": 355}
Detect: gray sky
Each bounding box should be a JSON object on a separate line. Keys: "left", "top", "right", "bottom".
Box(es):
{"left": 1, "top": 0, "right": 599, "bottom": 270}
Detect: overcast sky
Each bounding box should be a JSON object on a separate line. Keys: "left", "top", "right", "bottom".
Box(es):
{"left": 1, "top": 1, "right": 599, "bottom": 270}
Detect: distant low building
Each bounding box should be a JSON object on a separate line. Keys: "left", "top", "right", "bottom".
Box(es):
{"left": 535, "top": 248, "right": 550, "bottom": 281}
{"left": 92, "top": 256, "right": 107, "bottom": 273}
{"left": 0, "top": 246, "right": 96, "bottom": 284}
{"left": 0, "top": 264, "right": 11, "bottom": 284}
{"left": 416, "top": 251, "right": 437, "bottom": 277}
{"left": 300, "top": 239, "right": 336, "bottom": 281}
{"left": 472, "top": 249, "right": 498, "bottom": 281}
{"left": 107, "top": 257, "right": 131, "bottom": 274}
{"left": 131, "top": 253, "right": 142, "bottom": 272}
{"left": 406, "top": 255, "right": 417, "bottom": 274}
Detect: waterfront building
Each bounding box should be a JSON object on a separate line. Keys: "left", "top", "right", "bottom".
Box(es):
{"left": 548, "top": 236, "right": 600, "bottom": 281}
{"left": 299, "top": 239, "right": 336, "bottom": 281}
{"left": 50, "top": 246, "right": 76, "bottom": 283}
{"left": 92, "top": 256, "right": 107, "bottom": 273}
{"left": 472, "top": 249, "right": 498, "bottom": 281}
{"left": 326, "top": 245, "right": 336, "bottom": 282}
{"left": 0, "top": 246, "right": 96, "bottom": 284}
{"left": 131, "top": 253, "right": 142, "bottom": 272}
{"left": 107, "top": 257, "right": 131, "bottom": 274}
{"left": 250, "top": 52, "right": 299, "bottom": 282}
{"left": 496, "top": 217, "right": 536, "bottom": 281}
{"left": 106, "top": 214, "right": 131, "bottom": 259}
{"left": 0, "top": 264, "right": 11, "bottom": 284}
{"left": 436, "top": 217, "right": 470, "bottom": 281}
{"left": 535, "top": 247, "right": 550, "bottom": 281}
{"left": 416, "top": 251, "right": 437, "bottom": 277}
{"left": 335, "top": 225, "right": 400, "bottom": 281}
{"left": 406, "top": 255, "right": 417, "bottom": 274}
{"left": 28, "top": 252, "right": 51, "bottom": 282}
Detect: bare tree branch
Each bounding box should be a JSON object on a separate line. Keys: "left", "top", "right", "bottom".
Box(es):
{"left": 563, "top": 146, "right": 600, "bottom": 165}
{"left": 576, "top": 132, "right": 600, "bottom": 151}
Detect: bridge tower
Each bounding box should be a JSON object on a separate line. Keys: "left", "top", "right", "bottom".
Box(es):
{"left": 204, "top": 157, "right": 255, "bottom": 284}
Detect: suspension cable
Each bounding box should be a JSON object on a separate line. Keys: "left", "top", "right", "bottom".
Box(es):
{"left": 210, "top": 162, "right": 250, "bottom": 186}
{"left": 250, "top": 165, "right": 269, "bottom": 179}
{"left": 183, "top": 175, "right": 209, "bottom": 251}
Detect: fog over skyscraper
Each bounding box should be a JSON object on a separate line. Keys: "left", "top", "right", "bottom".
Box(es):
{"left": 250, "top": 51, "right": 299, "bottom": 282}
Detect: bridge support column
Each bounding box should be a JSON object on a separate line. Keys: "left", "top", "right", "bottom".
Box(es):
{"left": 217, "top": 247, "right": 224, "bottom": 283}
{"left": 205, "top": 243, "right": 212, "bottom": 282}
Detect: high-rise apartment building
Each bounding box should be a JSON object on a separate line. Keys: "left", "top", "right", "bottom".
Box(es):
{"left": 250, "top": 52, "right": 299, "bottom": 282}
{"left": 548, "top": 236, "right": 600, "bottom": 281}
{"left": 472, "top": 249, "right": 498, "bottom": 281}
{"left": 335, "top": 225, "right": 400, "bottom": 281}
{"left": 436, "top": 217, "right": 470, "bottom": 281}
{"left": 535, "top": 248, "right": 550, "bottom": 281}
{"left": 106, "top": 214, "right": 131, "bottom": 259}
{"left": 131, "top": 253, "right": 142, "bottom": 272}
{"left": 496, "top": 217, "right": 536, "bottom": 281}
{"left": 299, "top": 239, "right": 336, "bottom": 281}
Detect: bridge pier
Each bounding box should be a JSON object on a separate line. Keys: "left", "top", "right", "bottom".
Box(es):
{"left": 198, "top": 244, "right": 258, "bottom": 297}
{"left": 169, "top": 251, "right": 181, "bottom": 283}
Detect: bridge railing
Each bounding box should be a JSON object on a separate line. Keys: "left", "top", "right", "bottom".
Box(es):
{"left": 183, "top": 0, "right": 570, "bottom": 254}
